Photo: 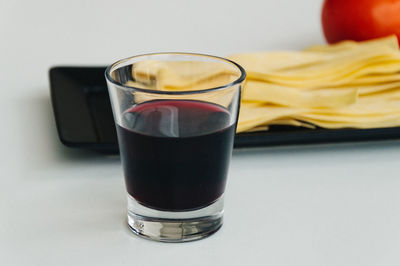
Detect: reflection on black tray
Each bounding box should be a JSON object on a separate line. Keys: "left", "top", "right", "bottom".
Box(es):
{"left": 49, "top": 66, "right": 400, "bottom": 153}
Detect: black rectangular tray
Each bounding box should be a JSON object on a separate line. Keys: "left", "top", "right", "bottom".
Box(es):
{"left": 49, "top": 66, "right": 400, "bottom": 153}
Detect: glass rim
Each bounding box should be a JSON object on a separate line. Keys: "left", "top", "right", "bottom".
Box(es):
{"left": 104, "top": 52, "right": 246, "bottom": 95}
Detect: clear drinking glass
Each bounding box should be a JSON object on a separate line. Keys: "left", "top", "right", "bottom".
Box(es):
{"left": 105, "top": 53, "right": 245, "bottom": 242}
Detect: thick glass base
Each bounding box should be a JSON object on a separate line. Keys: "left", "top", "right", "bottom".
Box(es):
{"left": 126, "top": 194, "right": 224, "bottom": 242}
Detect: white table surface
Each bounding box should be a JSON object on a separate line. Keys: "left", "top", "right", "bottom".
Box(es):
{"left": 2, "top": 0, "right": 400, "bottom": 265}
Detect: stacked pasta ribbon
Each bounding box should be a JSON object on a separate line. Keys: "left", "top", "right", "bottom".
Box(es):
{"left": 229, "top": 35, "right": 400, "bottom": 132}
{"left": 128, "top": 36, "right": 400, "bottom": 133}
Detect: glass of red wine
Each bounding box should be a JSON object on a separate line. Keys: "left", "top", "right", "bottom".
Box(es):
{"left": 105, "top": 53, "right": 245, "bottom": 242}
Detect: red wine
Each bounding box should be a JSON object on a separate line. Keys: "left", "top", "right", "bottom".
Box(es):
{"left": 116, "top": 100, "right": 235, "bottom": 211}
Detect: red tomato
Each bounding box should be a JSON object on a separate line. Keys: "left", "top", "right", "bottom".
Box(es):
{"left": 322, "top": 0, "right": 400, "bottom": 44}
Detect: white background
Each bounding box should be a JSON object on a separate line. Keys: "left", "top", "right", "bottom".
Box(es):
{"left": 2, "top": 0, "right": 400, "bottom": 265}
